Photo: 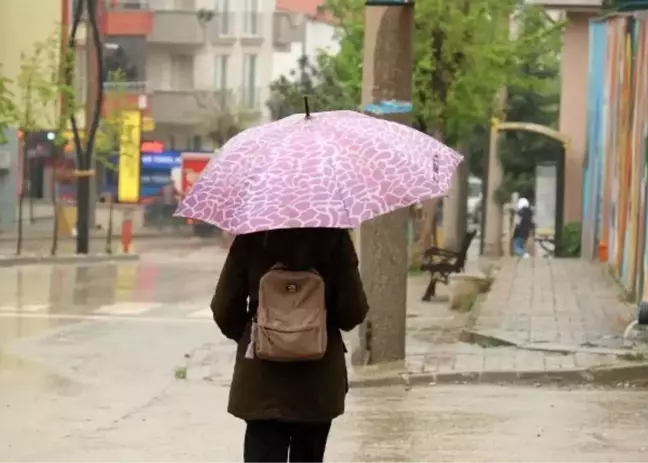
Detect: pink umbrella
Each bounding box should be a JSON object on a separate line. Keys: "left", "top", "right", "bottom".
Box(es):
{"left": 175, "top": 109, "right": 462, "bottom": 234}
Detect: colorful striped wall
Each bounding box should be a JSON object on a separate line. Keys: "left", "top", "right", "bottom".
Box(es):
{"left": 583, "top": 14, "right": 648, "bottom": 300}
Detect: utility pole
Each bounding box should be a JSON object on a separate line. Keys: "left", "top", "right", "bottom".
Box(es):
{"left": 353, "top": 0, "right": 414, "bottom": 365}
{"left": 76, "top": 0, "right": 104, "bottom": 254}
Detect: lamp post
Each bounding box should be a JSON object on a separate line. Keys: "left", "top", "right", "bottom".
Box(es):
{"left": 353, "top": 0, "right": 414, "bottom": 366}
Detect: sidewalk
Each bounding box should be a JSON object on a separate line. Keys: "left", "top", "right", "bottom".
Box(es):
{"left": 467, "top": 258, "right": 639, "bottom": 352}
{"left": 185, "top": 265, "right": 648, "bottom": 389}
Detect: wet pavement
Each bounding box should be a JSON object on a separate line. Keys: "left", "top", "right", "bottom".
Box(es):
{"left": 2, "top": 246, "right": 648, "bottom": 460}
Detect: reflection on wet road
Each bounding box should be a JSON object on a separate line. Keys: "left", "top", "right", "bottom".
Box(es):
{"left": 0, "top": 246, "right": 228, "bottom": 378}
{"left": 2, "top": 246, "right": 648, "bottom": 461}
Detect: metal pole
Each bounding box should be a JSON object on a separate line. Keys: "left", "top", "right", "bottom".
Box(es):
{"left": 76, "top": 0, "right": 104, "bottom": 254}
{"left": 354, "top": 0, "right": 414, "bottom": 365}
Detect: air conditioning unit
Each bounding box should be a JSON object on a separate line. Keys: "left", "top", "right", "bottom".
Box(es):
{"left": 0, "top": 150, "right": 11, "bottom": 170}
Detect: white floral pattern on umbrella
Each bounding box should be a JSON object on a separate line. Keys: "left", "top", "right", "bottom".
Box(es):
{"left": 175, "top": 110, "right": 462, "bottom": 234}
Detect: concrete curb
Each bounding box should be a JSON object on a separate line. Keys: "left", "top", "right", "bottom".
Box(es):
{"left": 348, "top": 362, "right": 648, "bottom": 389}
{"left": 0, "top": 254, "right": 140, "bottom": 267}
{"left": 460, "top": 328, "right": 646, "bottom": 356}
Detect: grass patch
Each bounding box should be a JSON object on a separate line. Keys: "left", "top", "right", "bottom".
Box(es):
{"left": 174, "top": 366, "right": 188, "bottom": 380}
{"left": 617, "top": 352, "right": 647, "bottom": 362}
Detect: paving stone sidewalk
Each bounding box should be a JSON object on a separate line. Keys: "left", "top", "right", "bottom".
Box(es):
{"left": 469, "top": 258, "right": 640, "bottom": 352}
{"left": 186, "top": 273, "right": 646, "bottom": 388}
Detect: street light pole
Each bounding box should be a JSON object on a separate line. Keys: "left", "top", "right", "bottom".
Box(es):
{"left": 353, "top": 0, "right": 414, "bottom": 366}
{"left": 76, "top": 0, "right": 105, "bottom": 254}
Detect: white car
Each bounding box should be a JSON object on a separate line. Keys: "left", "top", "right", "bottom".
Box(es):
{"left": 467, "top": 177, "right": 483, "bottom": 225}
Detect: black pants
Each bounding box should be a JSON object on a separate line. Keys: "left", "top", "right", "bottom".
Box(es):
{"left": 244, "top": 419, "right": 332, "bottom": 462}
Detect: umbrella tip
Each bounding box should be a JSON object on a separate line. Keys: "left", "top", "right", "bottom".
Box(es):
{"left": 304, "top": 96, "right": 311, "bottom": 119}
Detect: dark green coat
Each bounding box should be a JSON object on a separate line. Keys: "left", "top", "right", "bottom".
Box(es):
{"left": 211, "top": 229, "right": 369, "bottom": 423}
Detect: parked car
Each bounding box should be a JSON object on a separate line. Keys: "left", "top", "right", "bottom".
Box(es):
{"left": 467, "top": 176, "right": 483, "bottom": 225}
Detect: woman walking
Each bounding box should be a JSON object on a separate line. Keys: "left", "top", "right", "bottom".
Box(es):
{"left": 512, "top": 197, "right": 534, "bottom": 258}
{"left": 211, "top": 228, "right": 369, "bottom": 462}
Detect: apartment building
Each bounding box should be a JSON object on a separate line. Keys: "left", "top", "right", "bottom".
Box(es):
{"left": 273, "top": 0, "right": 338, "bottom": 82}
{"left": 103, "top": 0, "right": 276, "bottom": 151}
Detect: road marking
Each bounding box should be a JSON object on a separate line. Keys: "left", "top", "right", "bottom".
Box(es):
{"left": 95, "top": 303, "right": 160, "bottom": 316}
{"left": 0, "top": 304, "right": 49, "bottom": 313}
{"left": 187, "top": 308, "right": 212, "bottom": 318}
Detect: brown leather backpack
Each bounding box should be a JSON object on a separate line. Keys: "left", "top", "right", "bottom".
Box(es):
{"left": 249, "top": 264, "right": 328, "bottom": 362}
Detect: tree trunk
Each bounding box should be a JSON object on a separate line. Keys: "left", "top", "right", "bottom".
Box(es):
{"left": 412, "top": 128, "right": 443, "bottom": 260}
{"left": 105, "top": 195, "right": 114, "bottom": 255}
{"left": 441, "top": 143, "right": 470, "bottom": 251}
{"left": 354, "top": 3, "right": 413, "bottom": 366}
{"left": 50, "top": 165, "right": 59, "bottom": 256}
{"left": 16, "top": 132, "right": 29, "bottom": 256}
{"left": 483, "top": 88, "right": 508, "bottom": 257}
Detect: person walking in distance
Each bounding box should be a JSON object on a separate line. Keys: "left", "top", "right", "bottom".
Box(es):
{"left": 210, "top": 228, "right": 369, "bottom": 462}
{"left": 512, "top": 197, "right": 534, "bottom": 258}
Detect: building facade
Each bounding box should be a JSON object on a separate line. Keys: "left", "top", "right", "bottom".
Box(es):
{"left": 273, "top": 0, "right": 338, "bottom": 83}
{"left": 527, "top": 0, "right": 602, "bottom": 224}
{"left": 101, "top": 0, "right": 276, "bottom": 151}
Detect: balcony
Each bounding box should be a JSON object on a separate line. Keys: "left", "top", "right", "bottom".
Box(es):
{"left": 149, "top": 87, "right": 262, "bottom": 126}
{"left": 148, "top": 10, "right": 205, "bottom": 46}
{"left": 273, "top": 11, "right": 303, "bottom": 50}
{"left": 149, "top": 89, "right": 203, "bottom": 125}
{"left": 105, "top": 0, "right": 153, "bottom": 35}
{"left": 102, "top": 82, "right": 152, "bottom": 118}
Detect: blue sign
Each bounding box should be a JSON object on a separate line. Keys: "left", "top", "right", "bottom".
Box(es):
{"left": 141, "top": 151, "right": 181, "bottom": 169}
{"left": 363, "top": 100, "right": 413, "bottom": 115}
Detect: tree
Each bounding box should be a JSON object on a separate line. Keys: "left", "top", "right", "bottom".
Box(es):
{"left": 466, "top": 9, "right": 564, "bottom": 203}
{"left": 267, "top": 0, "right": 363, "bottom": 116}
{"left": 0, "top": 66, "right": 16, "bottom": 146}
{"left": 196, "top": 89, "right": 258, "bottom": 148}
{"left": 12, "top": 28, "right": 78, "bottom": 256}
{"left": 332, "top": 1, "right": 562, "bottom": 251}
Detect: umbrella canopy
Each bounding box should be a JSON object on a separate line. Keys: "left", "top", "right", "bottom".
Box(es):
{"left": 175, "top": 110, "right": 462, "bottom": 234}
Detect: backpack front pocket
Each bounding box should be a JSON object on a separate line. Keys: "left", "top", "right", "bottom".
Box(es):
{"left": 254, "top": 324, "right": 327, "bottom": 362}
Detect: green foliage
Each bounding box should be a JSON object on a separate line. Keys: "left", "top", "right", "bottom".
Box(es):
{"left": 555, "top": 222, "right": 581, "bottom": 258}
{"left": 269, "top": 0, "right": 563, "bottom": 159}
{"left": 267, "top": 0, "right": 363, "bottom": 117}
{"left": 197, "top": 89, "right": 258, "bottom": 147}
{"left": 466, "top": 9, "right": 564, "bottom": 203}
{"left": 14, "top": 27, "right": 78, "bottom": 155}
{"left": 0, "top": 67, "right": 16, "bottom": 145}
{"left": 95, "top": 69, "right": 130, "bottom": 172}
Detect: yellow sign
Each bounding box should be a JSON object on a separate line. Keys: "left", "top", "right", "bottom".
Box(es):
{"left": 142, "top": 116, "right": 155, "bottom": 132}
{"left": 118, "top": 111, "right": 142, "bottom": 203}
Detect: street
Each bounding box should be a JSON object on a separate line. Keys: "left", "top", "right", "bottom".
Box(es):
{"left": 1, "top": 244, "right": 648, "bottom": 461}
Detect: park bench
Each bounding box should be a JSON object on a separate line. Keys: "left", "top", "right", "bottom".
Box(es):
{"left": 420, "top": 230, "right": 477, "bottom": 301}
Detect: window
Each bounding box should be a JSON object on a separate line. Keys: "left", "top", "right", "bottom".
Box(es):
{"left": 242, "top": 54, "right": 257, "bottom": 108}
{"left": 243, "top": 0, "right": 259, "bottom": 35}
{"left": 103, "top": 36, "right": 147, "bottom": 90}
{"left": 214, "top": 55, "right": 228, "bottom": 91}
{"left": 170, "top": 55, "right": 193, "bottom": 90}
{"left": 216, "top": 0, "right": 231, "bottom": 35}
{"left": 192, "top": 135, "right": 203, "bottom": 151}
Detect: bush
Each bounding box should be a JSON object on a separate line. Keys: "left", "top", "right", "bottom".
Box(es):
{"left": 555, "top": 222, "right": 581, "bottom": 257}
